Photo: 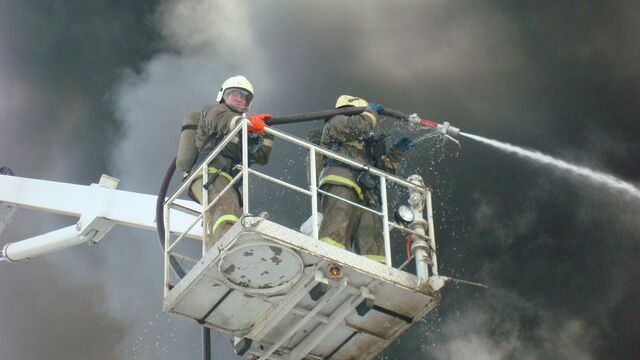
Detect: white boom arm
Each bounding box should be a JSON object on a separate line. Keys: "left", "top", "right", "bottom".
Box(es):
{"left": 0, "top": 174, "right": 202, "bottom": 262}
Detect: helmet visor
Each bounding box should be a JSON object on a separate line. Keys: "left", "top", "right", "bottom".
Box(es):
{"left": 223, "top": 87, "right": 253, "bottom": 105}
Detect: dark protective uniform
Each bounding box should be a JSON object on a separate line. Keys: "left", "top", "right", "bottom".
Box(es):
{"left": 318, "top": 109, "right": 403, "bottom": 263}
{"left": 189, "top": 103, "right": 273, "bottom": 248}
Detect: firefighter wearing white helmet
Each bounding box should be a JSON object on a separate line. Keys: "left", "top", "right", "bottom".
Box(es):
{"left": 317, "top": 95, "right": 413, "bottom": 263}
{"left": 185, "top": 75, "right": 273, "bottom": 248}
{"left": 215, "top": 75, "right": 255, "bottom": 106}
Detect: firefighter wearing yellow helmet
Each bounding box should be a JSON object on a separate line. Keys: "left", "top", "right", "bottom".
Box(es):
{"left": 317, "top": 95, "right": 413, "bottom": 263}
{"left": 186, "top": 75, "right": 274, "bottom": 248}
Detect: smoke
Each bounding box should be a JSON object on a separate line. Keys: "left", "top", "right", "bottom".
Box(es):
{"left": 1, "top": 0, "right": 639, "bottom": 359}
{"left": 433, "top": 289, "right": 599, "bottom": 360}
{"left": 109, "top": 0, "right": 640, "bottom": 358}
{"left": 156, "top": 0, "right": 258, "bottom": 58}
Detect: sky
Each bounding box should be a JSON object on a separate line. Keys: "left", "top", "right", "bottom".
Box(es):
{"left": 1, "top": 1, "right": 639, "bottom": 359}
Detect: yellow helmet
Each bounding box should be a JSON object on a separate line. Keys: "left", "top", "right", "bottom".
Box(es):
{"left": 335, "top": 95, "right": 368, "bottom": 108}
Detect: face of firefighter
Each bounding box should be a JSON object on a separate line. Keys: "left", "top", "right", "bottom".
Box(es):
{"left": 223, "top": 88, "right": 253, "bottom": 112}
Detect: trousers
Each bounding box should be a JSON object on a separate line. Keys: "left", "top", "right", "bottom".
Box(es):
{"left": 189, "top": 175, "right": 241, "bottom": 249}
{"left": 318, "top": 184, "right": 385, "bottom": 263}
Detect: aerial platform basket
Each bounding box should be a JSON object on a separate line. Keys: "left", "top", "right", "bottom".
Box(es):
{"left": 163, "top": 217, "right": 439, "bottom": 360}
{"left": 162, "top": 119, "right": 443, "bottom": 359}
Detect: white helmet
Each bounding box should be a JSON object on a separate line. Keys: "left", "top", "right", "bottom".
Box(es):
{"left": 216, "top": 75, "right": 254, "bottom": 103}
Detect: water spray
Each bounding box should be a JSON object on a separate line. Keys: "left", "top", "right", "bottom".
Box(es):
{"left": 459, "top": 132, "right": 640, "bottom": 201}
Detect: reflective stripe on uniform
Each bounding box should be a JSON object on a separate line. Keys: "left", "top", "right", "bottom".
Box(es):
{"left": 201, "top": 166, "right": 234, "bottom": 182}
{"left": 319, "top": 237, "right": 346, "bottom": 249}
{"left": 211, "top": 214, "right": 239, "bottom": 235}
{"left": 363, "top": 254, "right": 386, "bottom": 263}
{"left": 363, "top": 111, "right": 378, "bottom": 127}
{"left": 319, "top": 175, "right": 364, "bottom": 201}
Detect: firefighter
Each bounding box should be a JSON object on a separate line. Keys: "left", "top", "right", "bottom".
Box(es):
{"left": 318, "top": 95, "right": 413, "bottom": 263}
{"left": 188, "top": 75, "right": 273, "bottom": 248}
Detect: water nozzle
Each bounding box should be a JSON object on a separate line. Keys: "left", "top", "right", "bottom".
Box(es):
{"left": 436, "top": 121, "right": 460, "bottom": 137}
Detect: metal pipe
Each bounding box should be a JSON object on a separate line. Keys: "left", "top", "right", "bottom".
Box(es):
{"left": 426, "top": 189, "right": 438, "bottom": 277}
{"left": 246, "top": 168, "right": 312, "bottom": 196}
{"left": 317, "top": 188, "right": 382, "bottom": 215}
{"left": 201, "top": 142, "right": 210, "bottom": 256}
{"left": 264, "top": 126, "right": 426, "bottom": 192}
{"left": 309, "top": 147, "right": 319, "bottom": 240}
{"left": 163, "top": 202, "right": 171, "bottom": 296}
{"left": 2, "top": 225, "right": 85, "bottom": 262}
{"left": 407, "top": 175, "right": 431, "bottom": 289}
{"left": 241, "top": 118, "right": 250, "bottom": 216}
{"left": 166, "top": 123, "right": 243, "bottom": 205}
{"left": 380, "top": 177, "right": 392, "bottom": 266}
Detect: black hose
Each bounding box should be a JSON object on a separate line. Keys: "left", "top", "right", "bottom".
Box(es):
{"left": 203, "top": 328, "right": 212, "bottom": 360}
{"left": 266, "top": 107, "right": 412, "bottom": 126}
{"left": 155, "top": 157, "right": 186, "bottom": 279}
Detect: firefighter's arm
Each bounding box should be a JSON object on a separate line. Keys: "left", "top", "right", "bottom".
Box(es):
{"left": 324, "top": 110, "right": 379, "bottom": 142}
{"left": 382, "top": 147, "right": 403, "bottom": 174}
{"left": 203, "top": 106, "right": 244, "bottom": 136}
{"left": 383, "top": 137, "right": 413, "bottom": 174}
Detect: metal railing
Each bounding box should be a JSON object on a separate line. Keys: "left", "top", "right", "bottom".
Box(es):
{"left": 163, "top": 118, "right": 439, "bottom": 294}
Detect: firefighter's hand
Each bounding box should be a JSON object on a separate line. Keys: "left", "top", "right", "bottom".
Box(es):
{"left": 367, "top": 103, "right": 384, "bottom": 114}
{"left": 393, "top": 137, "right": 414, "bottom": 152}
{"left": 248, "top": 113, "right": 271, "bottom": 133}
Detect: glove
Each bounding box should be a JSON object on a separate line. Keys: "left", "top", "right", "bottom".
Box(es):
{"left": 393, "top": 137, "right": 414, "bottom": 152}
{"left": 248, "top": 113, "right": 271, "bottom": 133}
{"left": 367, "top": 102, "right": 384, "bottom": 114}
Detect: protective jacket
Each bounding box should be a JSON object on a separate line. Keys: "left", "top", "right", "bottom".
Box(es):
{"left": 319, "top": 109, "right": 403, "bottom": 200}
{"left": 317, "top": 109, "right": 405, "bottom": 263}
{"left": 190, "top": 102, "right": 273, "bottom": 248}
{"left": 196, "top": 103, "right": 273, "bottom": 177}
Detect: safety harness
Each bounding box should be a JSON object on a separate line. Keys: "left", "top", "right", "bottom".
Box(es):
{"left": 320, "top": 132, "right": 389, "bottom": 206}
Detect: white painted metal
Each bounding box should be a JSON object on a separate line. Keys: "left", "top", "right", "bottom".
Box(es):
{"left": 379, "top": 176, "right": 392, "bottom": 266}
{"left": 0, "top": 175, "right": 203, "bottom": 239}
{"left": 407, "top": 175, "right": 431, "bottom": 289}
{"left": 3, "top": 225, "right": 81, "bottom": 261}
{"left": 261, "top": 277, "right": 348, "bottom": 359}
{"left": 242, "top": 117, "right": 250, "bottom": 216}
{"left": 218, "top": 240, "right": 304, "bottom": 295}
{"left": 246, "top": 270, "right": 322, "bottom": 344}
{"left": 426, "top": 189, "right": 438, "bottom": 277}
{"left": 163, "top": 201, "right": 171, "bottom": 296}
{"left": 162, "top": 219, "right": 439, "bottom": 360}
{"left": 2, "top": 215, "right": 114, "bottom": 261}
{"left": 158, "top": 119, "right": 443, "bottom": 358}
{"left": 264, "top": 126, "right": 424, "bottom": 192}
{"left": 286, "top": 290, "right": 364, "bottom": 360}
{"left": 309, "top": 147, "right": 319, "bottom": 241}
{"left": 317, "top": 188, "right": 382, "bottom": 215}
{"left": 247, "top": 168, "right": 312, "bottom": 196}
{"left": 167, "top": 122, "right": 243, "bottom": 206}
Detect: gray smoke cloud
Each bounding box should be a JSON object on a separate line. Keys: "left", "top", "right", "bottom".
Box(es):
{"left": 1, "top": 0, "right": 639, "bottom": 359}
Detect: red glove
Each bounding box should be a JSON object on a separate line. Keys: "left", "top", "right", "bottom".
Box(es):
{"left": 248, "top": 113, "right": 271, "bottom": 133}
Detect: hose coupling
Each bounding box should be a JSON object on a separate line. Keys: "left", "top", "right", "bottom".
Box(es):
{"left": 436, "top": 121, "right": 460, "bottom": 137}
